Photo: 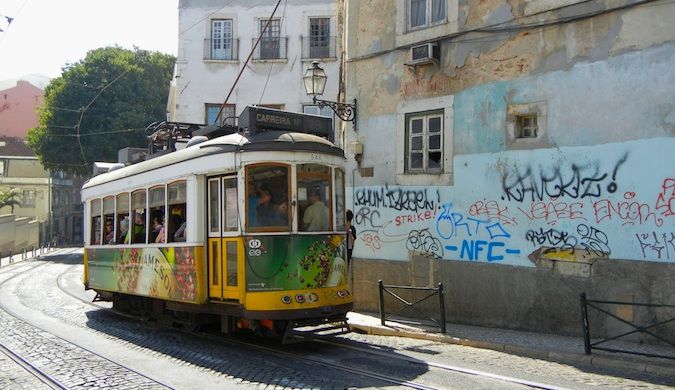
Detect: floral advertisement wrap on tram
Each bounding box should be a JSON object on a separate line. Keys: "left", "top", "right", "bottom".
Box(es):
{"left": 86, "top": 246, "right": 205, "bottom": 303}
{"left": 245, "top": 234, "right": 348, "bottom": 291}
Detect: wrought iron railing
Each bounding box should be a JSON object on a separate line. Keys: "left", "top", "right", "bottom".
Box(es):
{"left": 203, "top": 38, "right": 239, "bottom": 61}
{"left": 252, "top": 37, "right": 287, "bottom": 60}
{"left": 300, "top": 36, "right": 337, "bottom": 59}
{"left": 580, "top": 292, "right": 675, "bottom": 359}
{"left": 378, "top": 280, "right": 446, "bottom": 333}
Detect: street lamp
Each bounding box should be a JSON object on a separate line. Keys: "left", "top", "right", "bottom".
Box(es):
{"left": 303, "top": 61, "right": 357, "bottom": 126}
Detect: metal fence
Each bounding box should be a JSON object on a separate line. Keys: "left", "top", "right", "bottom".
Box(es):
{"left": 580, "top": 292, "right": 675, "bottom": 359}
{"left": 378, "top": 280, "right": 446, "bottom": 333}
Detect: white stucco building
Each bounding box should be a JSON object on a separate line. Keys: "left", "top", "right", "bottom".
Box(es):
{"left": 169, "top": 0, "right": 340, "bottom": 142}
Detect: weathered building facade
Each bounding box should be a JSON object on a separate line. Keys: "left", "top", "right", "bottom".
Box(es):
{"left": 344, "top": 0, "right": 675, "bottom": 338}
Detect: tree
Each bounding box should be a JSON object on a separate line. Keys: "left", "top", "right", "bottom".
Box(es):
{"left": 27, "top": 47, "right": 176, "bottom": 175}
{"left": 0, "top": 188, "right": 21, "bottom": 213}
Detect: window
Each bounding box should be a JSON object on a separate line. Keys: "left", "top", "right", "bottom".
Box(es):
{"left": 0, "top": 160, "right": 5, "bottom": 176}
{"left": 168, "top": 181, "right": 186, "bottom": 242}
{"left": 406, "top": 111, "right": 443, "bottom": 173}
{"left": 206, "top": 103, "right": 235, "bottom": 126}
{"left": 149, "top": 186, "right": 166, "bottom": 243}
{"left": 103, "top": 197, "right": 115, "bottom": 245}
{"left": 223, "top": 178, "right": 238, "bottom": 232}
{"left": 116, "top": 193, "right": 130, "bottom": 244}
{"left": 334, "top": 168, "right": 345, "bottom": 230}
{"left": 409, "top": 0, "right": 446, "bottom": 30}
{"left": 516, "top": 114, "right": 538, "bottom": 138}
{"left": 246, "top": 164, "right": 290, "bottom": 230}
{"left": 297, "top": 164, "right": 332, "bottom": 232}
{"left": 211, "top": 19, "right": 233, "bottom": 60}
{"left": 257, "top": 104, "right": 284, "bottom": 110}
{"left": 21, "top": 189, "right": 36, "bottom": 208}
{"left": 90, "top": 199, "right": 102, "bottom": 245}
{"left": 309, "top": 18, "right": 330, "bottom": 58}
{"left": 259, "top": 19, "right": 281, "bottom": 59}
{"left": 131, "top": 190, "right": 147, "bottom": 244}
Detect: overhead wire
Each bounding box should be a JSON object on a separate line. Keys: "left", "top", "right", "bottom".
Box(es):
{"left": 257, "top": 0, "right": 289, "bottom": 106}
{"left": 215, "top": 0, "right": 284, "bottom": 123}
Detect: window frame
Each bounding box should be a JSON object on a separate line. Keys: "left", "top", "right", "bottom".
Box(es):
{"left": 309, "top": 17, "right": 330, "bottom": 58}
{"left": 405, "top": 110, "right": 444, "bottom": 174}
{"left": 259, "top": 18, "right": 282, "bottom": 60}
{"left": 205, "top": 103, "right": 235, "bottom": 126}
{"left": 408, "top": 0, "right": 447, "bottom": 31}
{"left": 21, "top": 189, "right": 36, "bottom": 208}
{"left": 211, "top": 19, "right": 234, "bottom": 60}
{"left": 297, "top": 163, "right": 333, "bottom": 232}
{"left": 245, "top": 163, "right": 291, "bottom": 232}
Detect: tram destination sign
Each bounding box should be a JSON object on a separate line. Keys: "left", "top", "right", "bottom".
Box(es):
{"left": 239, "top": 106, "right": 333, "bottom": 141}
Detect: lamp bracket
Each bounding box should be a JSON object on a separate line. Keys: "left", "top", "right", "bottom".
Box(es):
{"left": 313, "top": 97, "right": 357, "bottom": 126}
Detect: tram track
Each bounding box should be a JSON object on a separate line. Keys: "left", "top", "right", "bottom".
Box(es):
{"left": 53, "top": 261, "right": 558, "bottom": 389}
{"left": 0, "top": 258, "right": 173, "bottom": 390}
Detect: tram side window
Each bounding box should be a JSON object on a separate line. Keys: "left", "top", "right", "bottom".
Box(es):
{"left": 116, "top": 193, "right": 130, "bottom": 244}
{"left": 149, "top": 186, "right": 166, "bottom": 243}
{"left": 297, "top": 164, "right": 332, "bottom": 232}
{"left": 168, "top": 181, "right": 187, "bottom": 242}
{"left": 246, "top": 164, "right": 289, "bottom": 230}
{"left": 90, "top": 199, "right": 102, "bottom": 245}
{"left": 131, "top": 190, "right": 147, "bottom": 244}
{"left": 103, "top": 196, "right": 115, "bottom": 245}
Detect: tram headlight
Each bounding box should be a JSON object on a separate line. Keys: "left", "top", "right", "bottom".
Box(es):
{"left": 281, "top": 295, "right": 292, "bottom": 304}
{"left": 295, "top": 294, "right": 305, "bottom": 303}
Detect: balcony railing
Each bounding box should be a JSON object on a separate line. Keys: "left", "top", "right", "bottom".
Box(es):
{"left": 300, "top": 36, "right": 337, "bottom": 59}
{"left": 203, "top": 38, "right": 239, "bottom": 61}
{"left": 252, "top": 36, "right": 287, "bottom": 60}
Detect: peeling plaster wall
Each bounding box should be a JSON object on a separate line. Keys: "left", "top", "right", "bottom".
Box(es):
{"left": 345, "top": 1, "right": 675, "bottom": 335}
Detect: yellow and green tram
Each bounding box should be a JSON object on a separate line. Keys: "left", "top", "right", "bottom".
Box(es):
{"left": 81, "top": 107, "right": 352, "bottom": 337}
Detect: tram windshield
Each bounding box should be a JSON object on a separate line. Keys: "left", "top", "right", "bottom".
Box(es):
{"left": 297, "top": 164, "right": 332, "bottom": 232}
{"left": 246, "top": 164, "right": 290, "bottom": 230}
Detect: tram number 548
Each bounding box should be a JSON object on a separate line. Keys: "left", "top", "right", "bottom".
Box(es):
{"left": 310, "top": 153, "right": 322, "bottom": 161}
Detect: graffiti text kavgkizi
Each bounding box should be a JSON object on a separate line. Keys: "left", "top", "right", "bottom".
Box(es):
{"left": 354, "top": 185, "right": 439, "bottom": 212}
{"left": 501, "top": 153, "right": 628, "bottom": 203}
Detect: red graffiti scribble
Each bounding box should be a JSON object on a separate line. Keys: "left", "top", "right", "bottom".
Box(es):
{"left": 361, "top": 232, "right": 381, "bottom": 252}
{"left": 655, "top": 178, "right": 675, "bottom": 217}
{"left": 517, "top": 200, "right": 586, "bottom": 225}
{"left": 593, "top": 192, "right": 663, "bottom": 227}
{"left": 468, "top": 200, "right": 517, "bottom": 225}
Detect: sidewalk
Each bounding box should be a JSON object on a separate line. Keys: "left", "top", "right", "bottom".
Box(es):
{"left": 346, "top": 311, "right": 675, "bottom": 378}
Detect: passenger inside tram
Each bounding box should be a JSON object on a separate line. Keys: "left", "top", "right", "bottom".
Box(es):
{"left": 151, "top": 212, "right": 166, "bottom": 243}
{"left": 256, "top": 184, "right": 288, "bottom": 226}
{"left": 302, "top": 188, "right": 329, "bottom": 231}
{"left": 132, "top": 210, "right": 146, "bottom": 243}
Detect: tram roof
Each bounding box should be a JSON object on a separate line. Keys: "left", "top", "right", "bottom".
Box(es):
{"left": 82, "top": 130, "right": 344, "bottom": 191}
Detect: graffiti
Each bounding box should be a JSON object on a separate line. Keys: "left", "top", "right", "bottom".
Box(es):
{"left": 518, "top": 200, "right": 586, "bottom": 225}
{"left": 635, "top": 232, "right": 675, "bottom": 260}
{"left": 525, "top": 228, "right": 577, "bottom": 253}
{"left": 468, "top": 200, "right": 517, "bottom": 225}
{"left": 501, "top": 153, "right": 628, "bottom": 202}
{"left": 593, "top": 192, "right": 663, "bottom": 227}
{"left": 395, "top": 210, "right": 436, "bottom": 227}
{"left": 576, "top": 224, "right": 611, "bottom": 257}
{"left": 655, "top": 178, "right": 675, "bottom": 217}
{"left": 354, "top": 207, "right": 383, "bottom": 228}
{"left": 437, "top": 203, "right": 520, "bottom": 261}
{"left": 354, "top": 185, "right": 439, "bottom": 212}
{"left": 406, "top": 229, "right": 443, "bottom": 258}
{"left": 360, "top": 231, "right": 382, "bottom": 252}
{"left": 525, "top": 223, "right": 610, "bottom": 257}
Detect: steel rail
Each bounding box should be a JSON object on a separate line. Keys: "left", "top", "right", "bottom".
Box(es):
{"left": 0, "top": 341, "right": 69, "bottom": 390}
{"left": 0, "top": 260, "right": 173, "bottom": 390}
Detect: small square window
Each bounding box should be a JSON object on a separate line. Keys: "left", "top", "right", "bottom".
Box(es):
{"left": 516, "top": 114, "right": 538, "bottom": 138}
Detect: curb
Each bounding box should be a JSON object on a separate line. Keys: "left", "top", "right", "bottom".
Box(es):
{"left": 348, "top": 322, "right": 675, "bottom": 378}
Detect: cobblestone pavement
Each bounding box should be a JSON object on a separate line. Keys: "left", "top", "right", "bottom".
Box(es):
{"left": 333, "top": 331, "right": 675, "bottom": 389}
{"left": 1, "top": 258, "right": 398, "bottom": 389}
{"left": 0, "top": 349, "right": 50, "bottom": 390}
{"left": 4, "top": 253, "right": 674, "bottom": 389}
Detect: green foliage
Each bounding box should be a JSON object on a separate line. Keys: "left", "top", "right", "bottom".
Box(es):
{"left": 0, "top": 188, "right": 21, "bottom": 211}
{"left": 27, "top": 47, "right": 176, "bottom": 175}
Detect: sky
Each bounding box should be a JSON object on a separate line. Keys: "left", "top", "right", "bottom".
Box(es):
{"left": 0, "top": 0, "right": 178, "bottom": 82}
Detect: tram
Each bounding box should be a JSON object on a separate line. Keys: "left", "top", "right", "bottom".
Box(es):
{"left": 81, "top": 106, "right": 352, "bottom": 339}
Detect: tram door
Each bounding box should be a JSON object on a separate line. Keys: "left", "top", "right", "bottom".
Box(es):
{"left": 207, "top": 176, "right": 243, "bottom": 301}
